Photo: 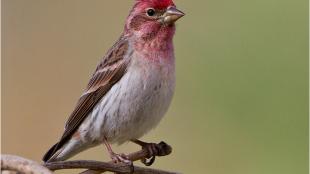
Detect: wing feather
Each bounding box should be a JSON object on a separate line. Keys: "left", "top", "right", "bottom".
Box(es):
{"left": 43, "top": 36, "right": 130, "bottom": 161}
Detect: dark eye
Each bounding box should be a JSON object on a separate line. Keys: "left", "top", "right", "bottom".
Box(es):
{"left": 146, "top": 8, "right": 155, "bottom": 16}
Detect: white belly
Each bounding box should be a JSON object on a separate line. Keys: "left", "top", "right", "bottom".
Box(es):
{"left": 79, "top": 55, "right": 175, "bottom": 144}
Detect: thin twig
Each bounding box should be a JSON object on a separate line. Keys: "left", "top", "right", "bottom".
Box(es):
{"left": 44, "top": 141, "right": 180, "bottom": 174}
{"left": 1, "top": 142, "right": 180, "bottom": 174}
{"left": 44, "top": 160, "right": 133, "bottom": 173}
{"left": 45, "top": 160, "right": 180, "bottom": 174}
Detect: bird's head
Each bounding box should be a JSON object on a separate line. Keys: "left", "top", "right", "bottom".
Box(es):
{"left": 125, "top": 0, "right": 185, "bottom": 42}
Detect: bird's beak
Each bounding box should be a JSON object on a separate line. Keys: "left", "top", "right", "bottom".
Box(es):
{"left": 162, "top": 6, "right": 185, "bottom": 25}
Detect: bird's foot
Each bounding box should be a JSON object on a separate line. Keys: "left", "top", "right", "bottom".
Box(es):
{"left": 110, "top": 152, "right": 132, "bottom": 165}
{"left": 103, "top": 137, "right": 132, "bottom": 165}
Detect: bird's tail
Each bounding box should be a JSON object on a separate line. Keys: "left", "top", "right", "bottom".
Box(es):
{"left": 42, "top": 142, "right": 61, "bottom": 162}
{"left": 43, "top": 139, "right": 93, "bottom": 162}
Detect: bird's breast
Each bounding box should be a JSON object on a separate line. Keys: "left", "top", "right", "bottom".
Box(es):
{"left": 81, "top": 52, "right": 175, "bottom": 144}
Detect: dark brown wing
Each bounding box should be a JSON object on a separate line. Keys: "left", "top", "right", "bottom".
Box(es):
{"left": 43, "top": 36, "right": 130, "bottom": 162}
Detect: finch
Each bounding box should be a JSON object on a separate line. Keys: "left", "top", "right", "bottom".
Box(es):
{"left": 43, "top": 0, "right": 184, "bottom": 164}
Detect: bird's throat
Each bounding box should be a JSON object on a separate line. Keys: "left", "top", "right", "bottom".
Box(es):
{"left": 133, "top": 25, "right": 175, "bottom": 62}
{"left": 134, "top": 37, "right": 174, "bottom": 63}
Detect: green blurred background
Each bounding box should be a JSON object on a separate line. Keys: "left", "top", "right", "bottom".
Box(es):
{"left": 2, "top": 0, "right": 309, "bottom": 173}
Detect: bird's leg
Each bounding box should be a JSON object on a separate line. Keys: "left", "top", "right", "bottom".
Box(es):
{"left": 131, "top": 139, "right": 159, "bottom": 166}
{"left": 103, "top": 137, "right": 131, "bottom": 164}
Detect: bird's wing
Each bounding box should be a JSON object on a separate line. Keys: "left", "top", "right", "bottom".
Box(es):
{"left": 43, "top": 36, "right": 131, "bottom": 161}
{"left": 64, "top": 37, "right": 129, "bottom": 133}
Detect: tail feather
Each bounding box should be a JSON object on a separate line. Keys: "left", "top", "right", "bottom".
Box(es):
{"left": 42, "top": 142, "right": 60, "bottom": 162}
{"left": 43, "top": 137, "right": 95, "bottom": 162}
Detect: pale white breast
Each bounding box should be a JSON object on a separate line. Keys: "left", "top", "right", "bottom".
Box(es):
{"left": 79, "top": 52, "right": 175, "bottom": 145}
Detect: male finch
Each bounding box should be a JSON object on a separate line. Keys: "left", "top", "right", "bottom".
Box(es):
{"left": 43, "top": 0, "right": 184, "bottom": 164}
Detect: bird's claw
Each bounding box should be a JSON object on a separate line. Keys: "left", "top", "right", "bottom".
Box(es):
{"left": 110, "top": 153, "right": 132, "bottom": 165}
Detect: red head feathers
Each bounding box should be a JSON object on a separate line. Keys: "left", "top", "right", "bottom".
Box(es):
{"left": 135, "top": 0, "right": 175, "bottom": 9}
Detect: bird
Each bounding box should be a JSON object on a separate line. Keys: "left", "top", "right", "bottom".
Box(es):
{"left": 43, "top": 0, "right": 184, "bottom": 164}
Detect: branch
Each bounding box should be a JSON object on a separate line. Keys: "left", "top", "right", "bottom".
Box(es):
{"left": 1, "top": 142, "right": 180, "bottom": 174}
{"left": 1, "top": 154, "right": 53, "bottom": 174}
{"left": 44, "top": 141, "right": 180, "bottom": 174}
{"left": 45, "top": 160, "right": 179, "bottom": 174}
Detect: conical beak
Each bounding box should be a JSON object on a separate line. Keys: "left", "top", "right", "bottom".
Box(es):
{"left": 162, "top": 6, "right": 185, "bottom": 25}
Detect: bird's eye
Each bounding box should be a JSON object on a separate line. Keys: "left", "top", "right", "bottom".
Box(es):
{"left": 146, "top": 8, "right": 155, "bottom": 17}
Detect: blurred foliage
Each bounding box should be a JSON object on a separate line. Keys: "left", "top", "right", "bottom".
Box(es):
{"left": 2, "top": 0, "right": 309, "bottom": 174}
